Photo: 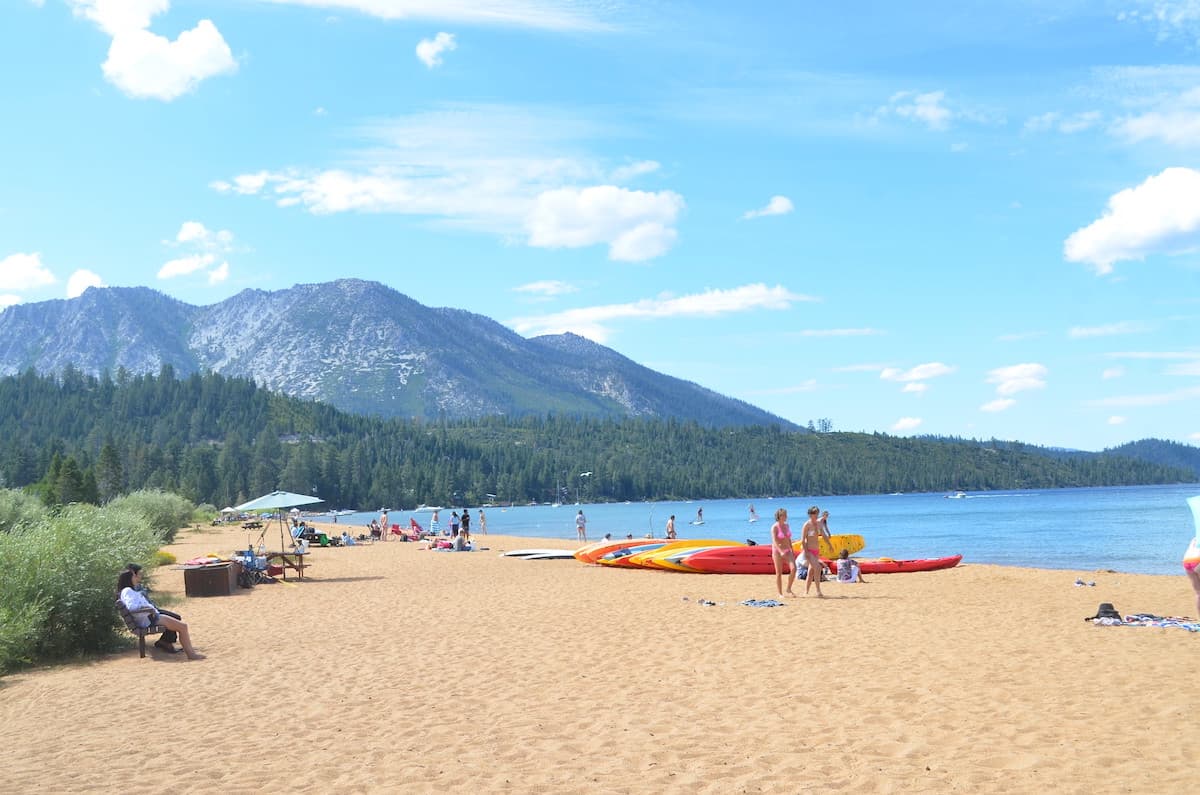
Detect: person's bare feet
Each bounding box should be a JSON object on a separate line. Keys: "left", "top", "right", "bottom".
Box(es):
{"left": 186, "top": 651, "right": 207, "bottom": 660}
{"left": 786, "top": 590, "right": 797, "bottom": 598}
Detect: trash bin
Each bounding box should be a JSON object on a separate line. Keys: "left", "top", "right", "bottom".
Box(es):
{"left": 183, "top": 563, "right": 238, "bottom": 597}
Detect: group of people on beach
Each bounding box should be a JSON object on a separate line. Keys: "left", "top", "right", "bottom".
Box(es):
{"left": 770, "top": 505, "right": 842, "bottom": 599}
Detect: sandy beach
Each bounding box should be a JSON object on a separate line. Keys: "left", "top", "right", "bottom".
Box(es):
{"left": 1, "top": 519, "right": 1197, "bottom": 793}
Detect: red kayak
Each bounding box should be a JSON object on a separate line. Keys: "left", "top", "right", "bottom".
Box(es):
{"left": 683, "top": 546, "right": 799, "bottom": 575}
{"left": 827, "top": 555, "right": 962, "bottom": 574}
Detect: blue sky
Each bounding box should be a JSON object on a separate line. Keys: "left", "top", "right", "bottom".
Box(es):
{"left": 2, "top": 1, "right": 1199, "bottom": 451}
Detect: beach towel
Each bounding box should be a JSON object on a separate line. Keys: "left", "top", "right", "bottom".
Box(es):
{"left": 1092, "top": 613, "right": 1200, "bottom": 632}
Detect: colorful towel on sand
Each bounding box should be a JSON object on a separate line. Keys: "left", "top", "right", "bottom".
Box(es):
{"left": 1093, "top": 614, "right": 1200, "bottom": 631}
{"left": 740, "top": 599, "right": 786, "bottom": 608}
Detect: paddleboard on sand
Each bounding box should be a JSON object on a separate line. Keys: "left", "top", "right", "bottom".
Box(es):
{"left": 818, "top": 534, "right": 865, "bottom": 559}
{"left": 518, "top": 551, "right": 578, "bottom": 560}
{"left": 504, "top": 548, "right": 573, "bottom": 557}
{"left": 827, "top": 555, "right": 961, "bottom": 574}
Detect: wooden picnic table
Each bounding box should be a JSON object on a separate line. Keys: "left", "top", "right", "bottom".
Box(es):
{"left": 266, "top": 551, "right": 309, "bottom": 580}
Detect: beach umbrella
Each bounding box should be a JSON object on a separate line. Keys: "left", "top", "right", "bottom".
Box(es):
{"left": 234, "top": 490, "right": 324, "bottom": 552}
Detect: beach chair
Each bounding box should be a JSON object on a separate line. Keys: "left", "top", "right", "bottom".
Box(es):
{"left": 115, "top": 599, "right": 167, "bottom": 658}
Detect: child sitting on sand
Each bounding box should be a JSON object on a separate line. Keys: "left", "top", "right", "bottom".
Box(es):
{"left": 836, "top": 549, "right": 867, "bottom": 583}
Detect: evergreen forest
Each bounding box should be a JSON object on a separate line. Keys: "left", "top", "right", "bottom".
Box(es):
{"left": 1, "top": 367, "right": 1194, "bottom": 511}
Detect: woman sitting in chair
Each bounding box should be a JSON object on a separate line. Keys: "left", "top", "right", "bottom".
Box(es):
{"left": 117, "top": 564, "right": 205, "bottom": 660}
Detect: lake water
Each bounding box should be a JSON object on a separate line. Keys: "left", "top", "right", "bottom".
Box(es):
{"left": 321, "top": 484, "right": 1200, "bottom": 575}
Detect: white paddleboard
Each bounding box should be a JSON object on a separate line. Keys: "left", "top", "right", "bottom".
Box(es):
{"left": 503, "top": 548, "right": 573, "bottom": 558}
{"left": 520, "top": 551, "right": 576, "bottom": 560}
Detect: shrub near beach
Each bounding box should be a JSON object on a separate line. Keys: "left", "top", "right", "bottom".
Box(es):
{"left": 105, "top": 490, "right": 195, "bottom": 543}
{"left": 0, "top": 491, "right": 181, "bottom": 674}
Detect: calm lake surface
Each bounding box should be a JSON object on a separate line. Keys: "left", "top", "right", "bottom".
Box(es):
{"left": 325, "top": 484, "right": 1200, "bottom": 575}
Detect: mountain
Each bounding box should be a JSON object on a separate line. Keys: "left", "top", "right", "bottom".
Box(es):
{"left": 1105, "top": 439, "right": 1200, "bottom": 478}
{"left": 0, "top": 279, "right": 795, "bottom": 428}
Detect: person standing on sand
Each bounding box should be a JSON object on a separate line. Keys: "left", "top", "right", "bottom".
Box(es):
{"left": 1184, "top": 496, "right": 1200, "bottom": 615}
{"left": 461, "top": 509, "right": 471, "bottom": 537}
{"left": 450, "top": 511, "right": 460, "bottom": 536}
{"left": 575, "top": 509, "right": 587, "bottom": 542}
{"left": 770, "top": 508, "right": 797, "bottom": 598}
{"left": 380, "top": 509, "right": 389, "bottom": 542}
{"left": 665, "top": 515, "right": 676, "bottom": 539}
{"left": 431, "top": 510, "right": 440, "bottom": 535}
{"left": 478, "top": 509, "right": 487, "bottom": 534}
{"left": 801, "top": 506, "right": 832, "bottom": 598}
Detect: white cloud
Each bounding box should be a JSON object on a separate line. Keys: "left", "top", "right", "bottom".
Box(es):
{"left": 416, "top": 32, "right": 456, "bottom": 68}
{"left": 1166, "top": 360, "right": 1200, "bottom": 375}
{"left": 742, "top": 195, "right": 794, "bottom": 220}
{"left": 902, "top": 383, "right": 928, "bottom": 394}
{"left": 175, "top": 221, "right": 234, "bottom": 250}
{"left": 1112, "top": 110, "right": 1200, "bottom": 146}
{"left": 513, "top": 280, "right": 578, "bottom": 297}
{"left": 1118, "top": 1, "right": 1200, "bottom": 42}
{"left": 1068, "top": 321, "right": 1150, "bottom": 338}
{"left": 70, "top": 2, "right": 237, "bottom": 101}
{"left": 0, "top": 252, "right": 57, "bottom": 289}
{"left": 980, "top": 398, "right": 1016, "bottom": 412}
{"left": 610, "top": 161, "right": 660, "bottom": 182}
{"left": 66, "top": 269, "right": 106, "bottom": 298}
{"left": 526, "top": 186, "right": 684, "bottom": 261}
{"left": 1102, "top": 366, "right": 1125, "bottom": 379}
{"left": 892, "top": 417, "right": 922, "bottom": 431}
{"left": 1064, "top": 167, "right": 1200, "bottom": 275}
{"left": 0, "top": 295, "right": 21, "bottom": 309}
{"left": 1108, "top": 415, "right": 1127, "bottom": 425}
{"left": 254, "top": 0, "right": 613, "bottom": 32}
{"left": 215, "top": 104, "right": 677, "bottom": 258}
{"left": 880, "top": 362, "right": 955, "bottom": 382}
{"left": 207, "top": 262, "right": 230, "bottom": 284}
{"left": 880, "top": 90, "right": 952, "bottom": 130}
{"left": 986, "top": 363, "right": 1047, "bottom": 396}
{"left": 1024, "top": 111, "right": 1102, "bottom": 134}
{"left": 158, "top": 253, "right": 215, "bottom": 279}
{"left": 509, "top": 283, "right": 811, "bottom": 342}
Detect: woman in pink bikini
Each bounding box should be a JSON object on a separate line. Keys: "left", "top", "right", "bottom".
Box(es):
{"left": 770, "top": 507, "right": 797, "bottom": 598}
{"left": 801, "top": 506, "right": 831, "bottom": 597}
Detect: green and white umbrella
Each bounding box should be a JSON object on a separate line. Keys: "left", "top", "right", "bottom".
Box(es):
{"left": 234, "top": 491, "right": 324, "bottom": 552}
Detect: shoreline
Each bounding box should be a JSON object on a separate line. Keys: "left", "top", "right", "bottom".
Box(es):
{"left": 1, "top": 521, "right": 1196, "bottom": 793}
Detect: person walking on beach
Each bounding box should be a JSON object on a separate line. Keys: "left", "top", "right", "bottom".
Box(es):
{"left": 801, "top": 506, "right": 832, "bottom": 598}
{"left": 770, "top": 508, "right": 797, "bottom": 598}
{"left": 665, "top": 514, "right": 676, "bottom": 539}
{"left": 479, "top": 509, "right": 487, "bottom": 534}
{"left": 575, "top": 509, "right": 587, "bottom": 542}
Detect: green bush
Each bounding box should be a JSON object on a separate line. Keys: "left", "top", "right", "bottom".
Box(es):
{"left": 106, "top": 490, "right": 194, "bottom": 543}
{"left": 0, "top": 502, "right": 165, "bottom": 673}
{"left": 0, "top": 489, "right": 47, "bottom": 534}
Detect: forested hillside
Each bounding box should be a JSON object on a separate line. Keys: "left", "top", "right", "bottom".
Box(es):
{"left": 1, "top": 368, "right": 1193, "bottom": 510}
